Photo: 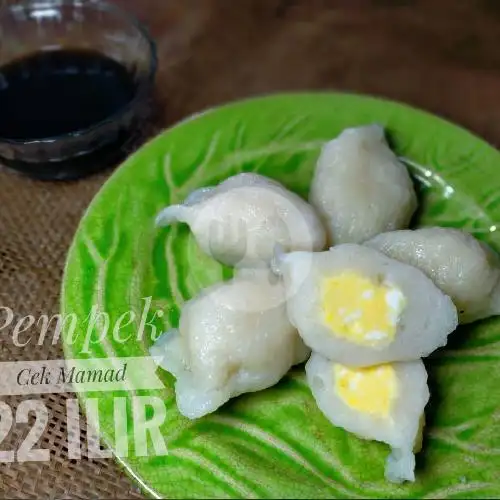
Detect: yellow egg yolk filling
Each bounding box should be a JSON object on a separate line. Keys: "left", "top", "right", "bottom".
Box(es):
{"left": 321, "top": 271, "right": 406, "bottom": 347}
{"left": 334, "top": 363, "right": 397, "bottom": 418}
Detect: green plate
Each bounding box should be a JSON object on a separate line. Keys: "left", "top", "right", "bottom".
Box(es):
{"left": 61, "top": 93, "right": 500, "bottom": 498}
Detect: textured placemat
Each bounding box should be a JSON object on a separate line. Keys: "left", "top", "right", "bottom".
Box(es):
{"left": 0, "top": 170, "right": 144, "bottom": 498}
{"left": 2, "top": 0, "right": 500, "bottom": 498}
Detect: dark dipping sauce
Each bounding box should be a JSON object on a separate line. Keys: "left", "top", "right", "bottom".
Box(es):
{"left": 0, "top": 49, "right": 140, "bottom": 180}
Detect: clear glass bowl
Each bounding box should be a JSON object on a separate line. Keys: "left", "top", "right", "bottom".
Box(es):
{"left": 0, "top": 0, "right": 157, "bottom": 180}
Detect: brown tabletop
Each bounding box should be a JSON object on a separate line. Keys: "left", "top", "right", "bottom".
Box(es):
{"left": 1, "top": 1, "right": 500, "bottom": 498}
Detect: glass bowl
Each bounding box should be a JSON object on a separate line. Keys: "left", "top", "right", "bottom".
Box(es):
{"left": 0, "top": 0, "right": 157, "bottom": 180}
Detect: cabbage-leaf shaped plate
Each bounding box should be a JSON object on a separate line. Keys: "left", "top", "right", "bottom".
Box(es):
{"left": 61, "top": 93, "right": 500, "bottom": 498}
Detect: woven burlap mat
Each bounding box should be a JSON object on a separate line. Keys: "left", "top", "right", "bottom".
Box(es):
{"left": 0, "top": 167, "right": 144, "bottom": 498}
{"left": 2, "top": 1, "right": 500, "bottom": 498}
{"left": 0, "top": 165, "right": 152, "bottom": 498}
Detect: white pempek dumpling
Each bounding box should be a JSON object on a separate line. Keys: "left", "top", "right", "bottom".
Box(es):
{"left": 306, "top": 352, "right": 429, "bottom": 483}
{"left": 150, "top": 268, "right": 310, "bottom": 419}
{"left": 156, "top": 173, "right": 326, "bottom": 267}
{"left": 366, "top": 227, "right": 500, "bottom": 324}
{"left": 272, "top": 244, "right": 458, "bottom": 366}
{"left": 309, "top": 125, "right": 418, "bottom": 245}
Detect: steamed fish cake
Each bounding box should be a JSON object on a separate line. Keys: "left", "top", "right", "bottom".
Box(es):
{"left": 309, "top": 124, "right": 417, "bottom": 245}
{"left": 366, "top": 227, "right": 500, "bottom": 323}
{"left": 156, "top": 173, "right": 326, "bottom": 267}
{"left": 150, "top": 269, "right": 310, "bottom": 419}
{"left": 306, "top": 352, "right": 429, "bottom": 483}
{"left": 273, "top": 244, "right": 458, "bottom": 366}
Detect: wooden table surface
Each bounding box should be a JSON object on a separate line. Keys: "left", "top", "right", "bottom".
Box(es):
{"left": 135, "top": 0, "right": 500, "bottom": 145}
{"left": 2, "top": 1, "right": 500, "bottom": 498}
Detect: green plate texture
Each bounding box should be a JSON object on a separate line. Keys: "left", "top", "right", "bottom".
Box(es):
{"left": 61, "top": 93, "right": 500, "bottom": 498}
